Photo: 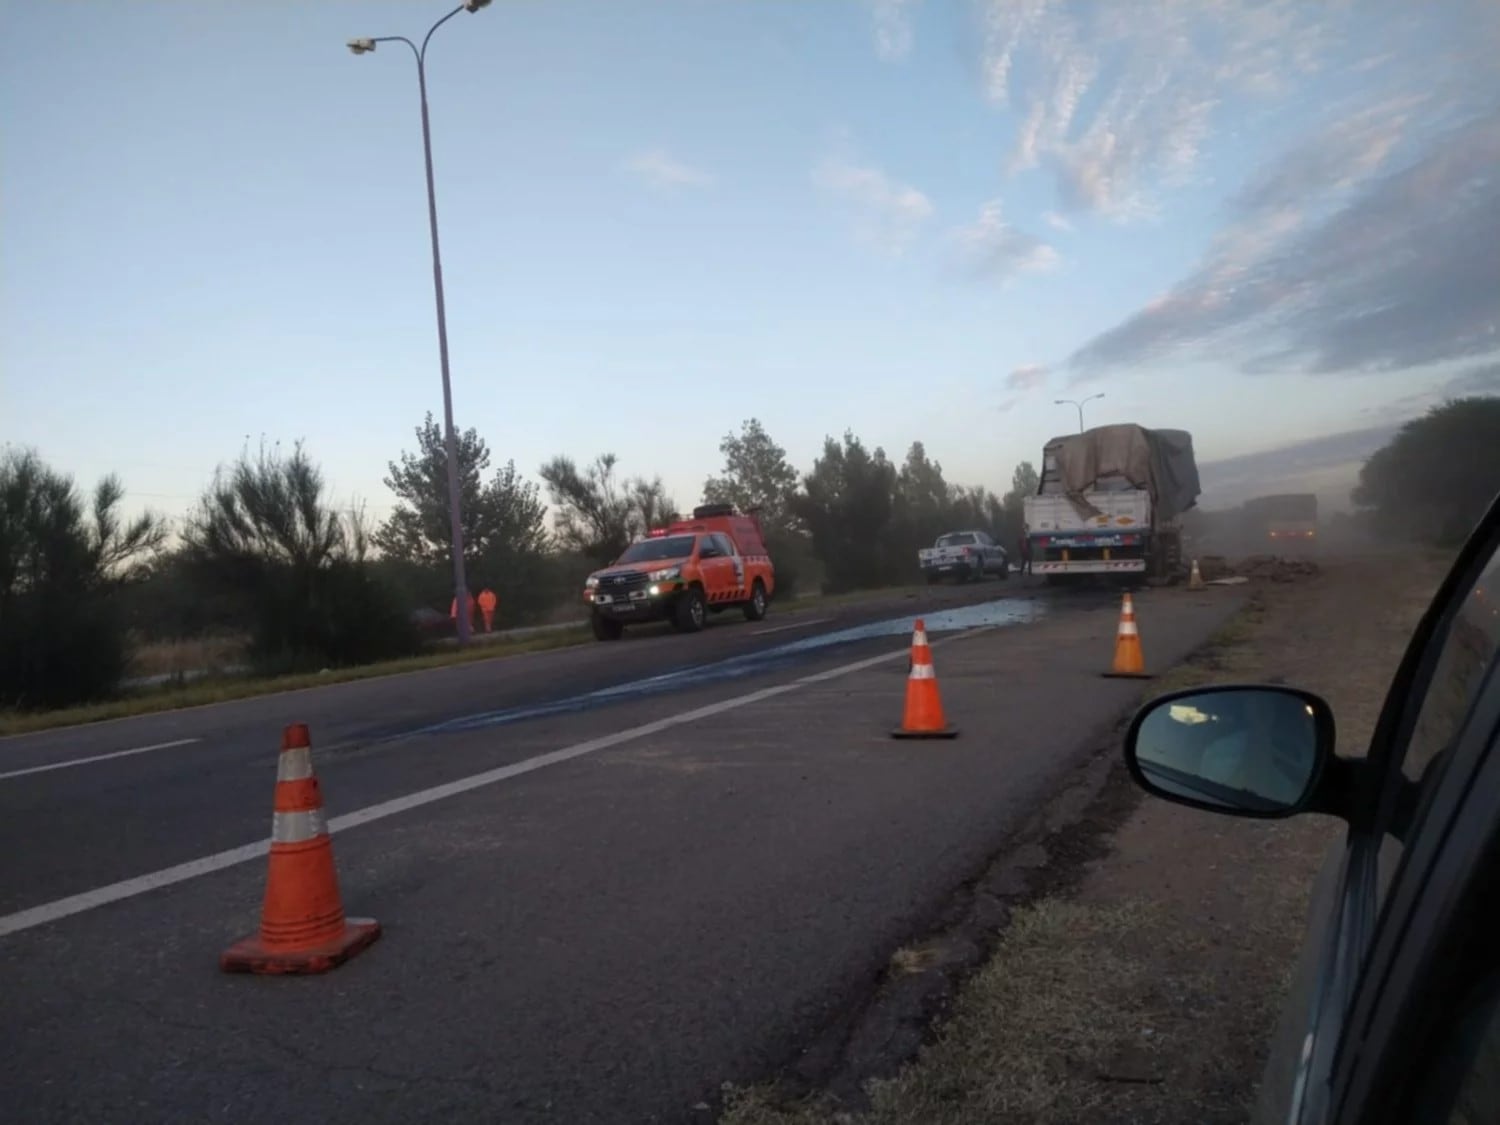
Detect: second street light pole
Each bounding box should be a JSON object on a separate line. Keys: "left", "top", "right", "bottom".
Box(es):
{"left": 1054, "top": 393, "right": 1105, "bottom": 433}
{"left": 348, "top": 0, "right": 492, "bottom": 645}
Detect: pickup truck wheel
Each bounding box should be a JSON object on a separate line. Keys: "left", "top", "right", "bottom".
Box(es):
{"left": 591, "top": 611, "right": 624, "bottom": 641}
{"left": 672, "top": 587, "right": 707, "bottom": 633}
{"left": 742, "top": 580, "right": 768, "bottom": 622}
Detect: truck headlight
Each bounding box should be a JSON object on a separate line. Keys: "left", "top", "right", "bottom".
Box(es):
{"left": 584, "top": 575, "right": 599, "bottom": 589}
{"left": 648, "top": 566, "right": 680, "bottom": 582}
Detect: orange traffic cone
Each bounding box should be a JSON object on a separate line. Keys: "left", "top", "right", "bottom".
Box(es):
{"left": 1102, "top": 593, "right": 1152, "bottom": 679}
{"left": 892, "top": 619, "right": 958, "bottom": 739}
{"left": 221, "top": 723, "right": 380, "bottom": 975}
{"left": 1189, "top": 558, "right": 1205, "bottom": 589}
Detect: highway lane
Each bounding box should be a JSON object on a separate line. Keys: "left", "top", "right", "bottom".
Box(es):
{"left": 0, "top": 581, "right": 1056, "bottom": 915}
{"left": 1, "top": 584, "right": 1242, "bottom": 1125}
{"left": 0, "top": 579, "right": 1029, "bottom": 772}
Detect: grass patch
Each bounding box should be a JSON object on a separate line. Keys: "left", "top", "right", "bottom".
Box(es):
{"left": 723, "top": 900, "right": 1214, "bottom": 1125}
{"left": 0, "top": 626, "right": 592, "bottom": 737}
{"left": 128, "top": 633, "right": 247, "bottom": 679}
{"left": 1149, "top": 591, "right": 1267, "bottom": 696}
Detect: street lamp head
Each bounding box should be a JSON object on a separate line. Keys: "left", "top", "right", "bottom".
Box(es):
{"left": 347, "top": 37, "right": 377, "bottom": 54}
{"left": 463, "top": 0, "right": 493, "bottom": 10}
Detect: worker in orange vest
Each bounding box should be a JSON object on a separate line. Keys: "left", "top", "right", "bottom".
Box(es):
{"left": 450, "top": 590, "right": 477, "bottom": 633}
{"left": 477, "top": 588, "right": 498, "bottom": 633}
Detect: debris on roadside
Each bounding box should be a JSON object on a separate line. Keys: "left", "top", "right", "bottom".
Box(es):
{"left": 1196, "top": 554, "right": 1320, "bottom": 584}
{"left": 1236, "top": 554, "right": 1321, "bottom": 582}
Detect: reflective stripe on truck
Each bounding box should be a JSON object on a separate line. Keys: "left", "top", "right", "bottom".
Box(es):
{"left": 1036, "top": 559, "right": 1147, "bottom": 573}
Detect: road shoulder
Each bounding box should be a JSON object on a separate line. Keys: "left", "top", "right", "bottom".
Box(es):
{"left": 721, "top": 552, "right": 1449, "bottom": 1125}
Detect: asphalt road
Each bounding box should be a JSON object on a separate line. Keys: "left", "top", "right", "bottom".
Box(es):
{"left": 0, "top": 579, "right": 1243, "bottom": 1124}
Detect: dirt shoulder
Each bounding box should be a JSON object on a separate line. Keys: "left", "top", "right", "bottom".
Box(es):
{"left": 721, "top": 550, "right": 1452, "bottom": 1125}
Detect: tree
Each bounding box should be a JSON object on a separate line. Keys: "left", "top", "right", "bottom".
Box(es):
{"left": 793, "top": 432, "right": 899, "bottom": 592}
{"left": 1353, "top": 397, "right": 1500, "bottom": 544}
{"left": 375, "top": 412, "right": 549, "bottom": 572}
{"left": 539, "top": 453, "right": 679, "bottom": 565}
{"left": 1000, "top": 460, "right": 1040, "bottom": 545}
{"left": 182, "top": 441, "right": 418, "bottom": 671}
{"left": 0, "top": 449, "right": 166, "bottom": 709}
{"left": 702, "top": 418, "right": 800, "bottom": 531}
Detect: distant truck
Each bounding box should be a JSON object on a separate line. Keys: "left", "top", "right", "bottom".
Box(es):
{"left": 1244, "top": 493, "right": 1318, "bottom": 545}
{"left": 917, "top": 530, "right": 1010, "bottom": 584}
{"left": 1022, "top": 423, "right": 1201, "bottom": 586}
{"left": 583, "top": 504, "right": 775, "bottom": 641}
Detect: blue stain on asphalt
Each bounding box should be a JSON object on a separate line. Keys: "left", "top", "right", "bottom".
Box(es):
{"left": 418, "top": 596, "right": 1046, "bottom": 736}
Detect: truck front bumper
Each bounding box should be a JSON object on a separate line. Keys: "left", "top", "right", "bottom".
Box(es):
{"left": 1035, "top": 559, "right": 1146, "bottom": 574}
{"left": 588, "top": 580, "right": 686, "bottom": 622}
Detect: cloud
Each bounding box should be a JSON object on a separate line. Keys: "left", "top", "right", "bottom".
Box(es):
{"left": 981, "top": 0, "right": 1347, "bottom": 221}
{"left": 1007, "top": 363, "right": 1050, "bottom": 390}
{"left": 952, "top": 201, "right": 1059, "bottom": 280}
{"left": 871, "top": 0, "right": 917, "bottom": 61}
{"left": 1042, "top": 210, "right": 1073, "bottom": 232}
{"left": 996, "top": 362, "right": 1050, "bottom": 414}
{"left": 622, "top": 149, "right": 714, "bottom": 189}
{"left": 1371, "top": 362, "right": 1500, "bottom": 423}
{"left": 1068, "top": 103, "right": 1500, "bottom": 379}
{"left": 1059, "top": 0, "right": 1500, "bottom": 383}
{"left": 813, "top": 152, "right": 934, "bottom": 253}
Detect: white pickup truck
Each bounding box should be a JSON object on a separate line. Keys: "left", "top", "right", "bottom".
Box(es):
{"left": 917, "top": 530, "right": 1009, "bottom": 584}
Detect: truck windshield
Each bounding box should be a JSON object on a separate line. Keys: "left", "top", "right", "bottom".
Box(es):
{"left": 617, "top": 535, "right": 697, "bottom": 564}
{"left": 936, "top": 533, "right": 977, "bottom": 547}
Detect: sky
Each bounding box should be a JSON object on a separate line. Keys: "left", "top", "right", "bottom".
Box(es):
{"left": 4, "top": 0, "right": 1500, "bottom": 527}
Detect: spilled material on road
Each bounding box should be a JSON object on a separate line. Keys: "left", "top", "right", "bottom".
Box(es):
{"left": 420, "top": 596, "right": 1046, "bottom": 736}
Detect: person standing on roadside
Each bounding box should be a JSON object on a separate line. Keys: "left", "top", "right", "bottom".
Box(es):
{"left": 1018, "top": 525, "right": 1033, "bottom": 575}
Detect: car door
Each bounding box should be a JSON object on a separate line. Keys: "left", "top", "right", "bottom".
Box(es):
{"left": 715, "top": 533, "right": 747, "bottom": 597}
{"left": 1258, "top": 497, "right": 1500, "bottom": 1125}
{"left": 695, "top": 535, "right": 734, "bottom": 603}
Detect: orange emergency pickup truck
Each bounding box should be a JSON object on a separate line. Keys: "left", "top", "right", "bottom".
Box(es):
{"left": 583, "top": 504, "right": 776, "bottom": 641}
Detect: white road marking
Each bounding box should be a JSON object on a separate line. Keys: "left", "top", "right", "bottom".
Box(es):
{"left": 751, "top": 617, "right": 830, "bottom": 636}
{"left": 0, "top": 738, "right": 202, "bottom": 782}
{"left": 0, "top": 629, "right": 995, "bottom": 940}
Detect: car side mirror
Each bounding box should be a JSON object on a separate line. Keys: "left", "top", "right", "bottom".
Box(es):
{"left": 1124, "top": 684, "right": 1336, "bottom": 818}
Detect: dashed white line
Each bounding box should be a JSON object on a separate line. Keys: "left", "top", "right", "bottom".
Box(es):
{"left": 751, "top": 617, "right": 830, "bottom": 636}
{"left": 0, "top": 628, "right": 995, "bottom": 940}
{"left": 0, "top": 738, "right": 203, "bottom": 782}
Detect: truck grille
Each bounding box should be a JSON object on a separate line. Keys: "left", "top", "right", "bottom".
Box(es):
{"left": 600, "top": 572, "right": 649, "bottom": 600}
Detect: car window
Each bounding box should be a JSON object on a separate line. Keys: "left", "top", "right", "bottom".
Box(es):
{"left": 937, "top": 533, "right": 976, "bottom": 547}
{"left": 616, "top": 535, "right": 697, "bottom": 563}
{"left": 1397, "top": 550, "right": 1500, "bottom": 784}
{"left": 714, "top": 533, "right": 736, "bottom": 556}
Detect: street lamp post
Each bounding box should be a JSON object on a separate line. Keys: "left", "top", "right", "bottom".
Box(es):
{"left": 1054, "top": 393, "right": 1105, "bottom": 434}
{"left": 348, "top": 0, "right": 492, "bottom": 646}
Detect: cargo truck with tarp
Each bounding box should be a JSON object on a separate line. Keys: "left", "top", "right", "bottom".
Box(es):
{"left": 1243, "top": 492, "right": 1318, "bottom": 545}
{"left": 1022, "top": 423, "right": 1201, "bottom": 585}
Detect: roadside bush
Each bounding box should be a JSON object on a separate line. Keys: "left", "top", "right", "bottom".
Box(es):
{"left": 181, "top": 442, "right": 420, "bottom": 673}
{"left": 0, "top": 450, "right": 165, "bottom": 709}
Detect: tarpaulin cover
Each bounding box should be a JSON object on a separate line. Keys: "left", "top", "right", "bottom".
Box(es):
{"left": 1039, "top": 424, "right": 1201, "bottom": 522}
